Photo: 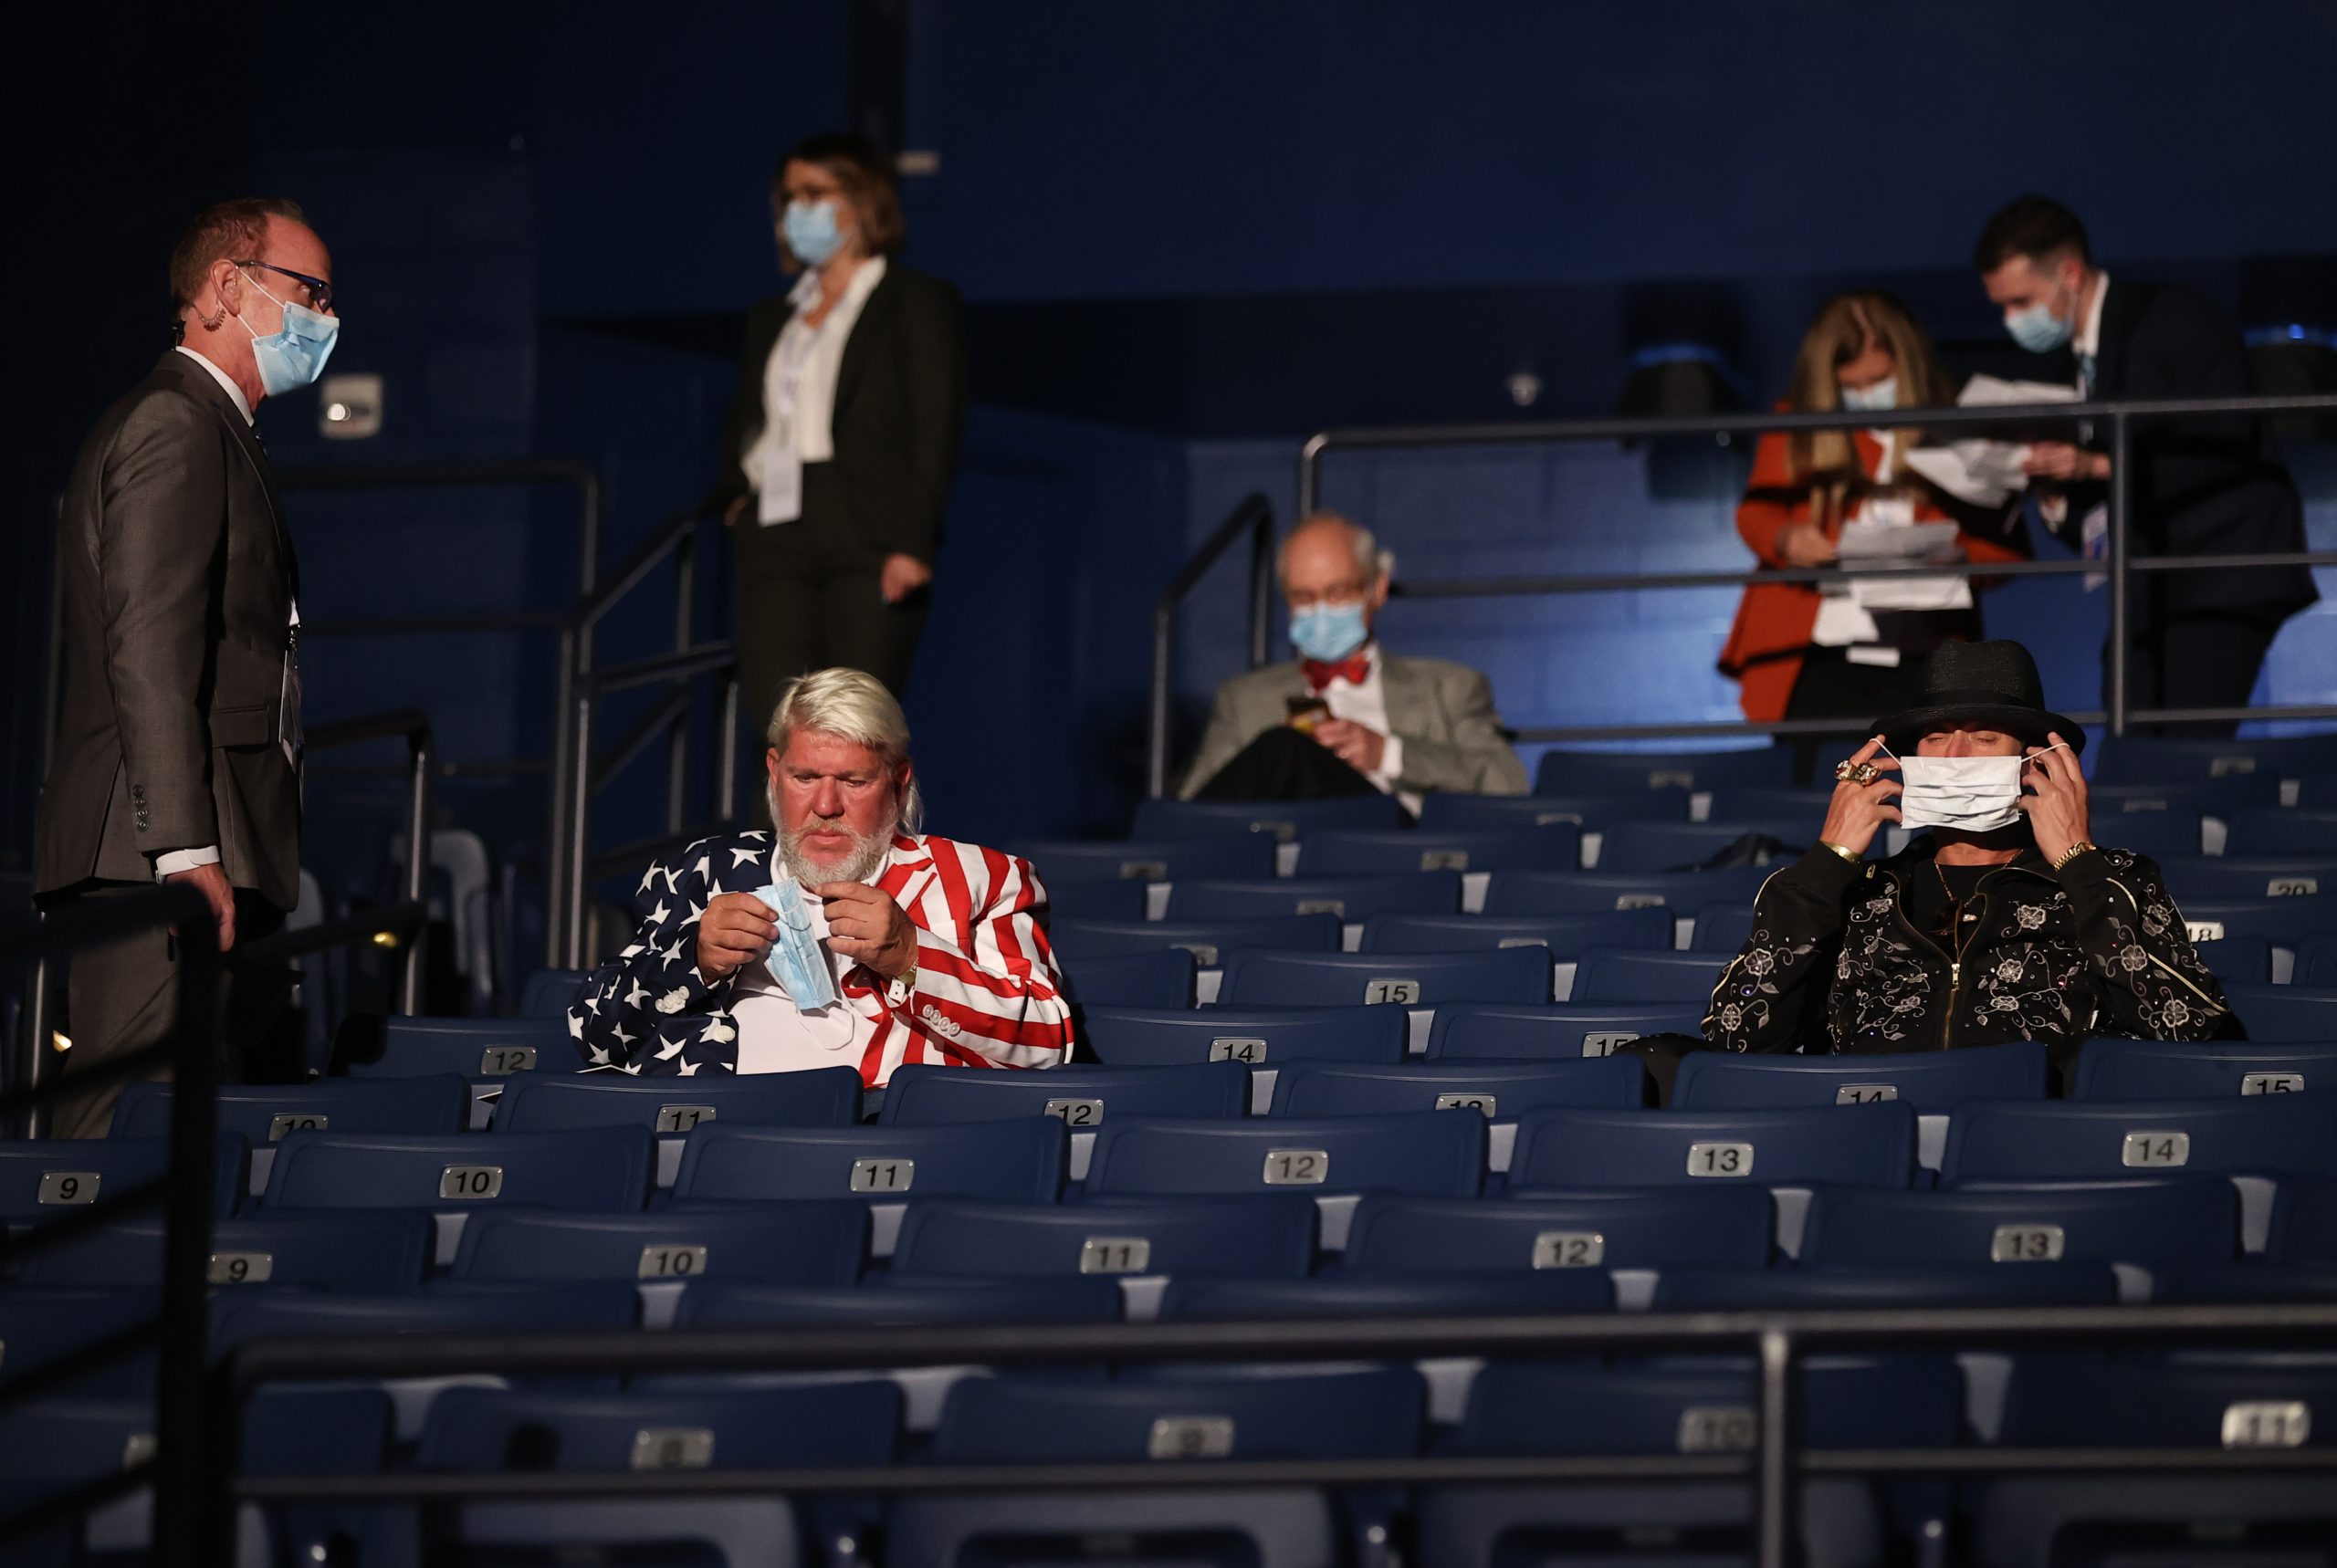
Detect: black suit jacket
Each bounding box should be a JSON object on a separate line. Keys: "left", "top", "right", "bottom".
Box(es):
{"left": 37, "top": 350, "right": 303, "bottom": 912}
{"left": 709, "top": 263, "right": 967, "bottom": 565}
{"left": 2067, "top": 279, "right": 2317, "bottom": 623}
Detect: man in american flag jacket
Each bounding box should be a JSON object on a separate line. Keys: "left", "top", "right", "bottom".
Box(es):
{"left": 569, "top": 668, "right": 1071, "bottom": 1083}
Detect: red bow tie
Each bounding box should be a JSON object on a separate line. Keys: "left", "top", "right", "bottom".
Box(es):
{"left": 1302, "top": 655, "right": 1372, "bottom": 692}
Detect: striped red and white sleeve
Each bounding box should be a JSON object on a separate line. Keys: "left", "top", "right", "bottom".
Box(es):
{"left": 893, "top": 838, "right": 1072, "bottom": 1071}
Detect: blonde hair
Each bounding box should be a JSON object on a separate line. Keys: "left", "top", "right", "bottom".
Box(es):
{"left": 1783, "top": 291, "right": 1950, "bottom": 486}
{"left": 765, "top": 667, "right": 925, "bottom": 834}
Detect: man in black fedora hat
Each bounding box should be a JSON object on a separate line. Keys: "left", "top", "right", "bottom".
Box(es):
{"left": 1702, "top": 640, "right": 2233, "bottom": 1071}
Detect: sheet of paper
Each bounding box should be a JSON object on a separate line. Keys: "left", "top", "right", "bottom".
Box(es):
{"left": 1835, "top": 519, "right": 1962, "bottom": 560}
{"left": 1957, "top": 374, "right": 2080, "bottom": 407}
{"left": 1902, "top": 441, "right": 2032, "bottom": 507}
{"left": 1850, "top": 572, "right": 1975, "bottom": 612}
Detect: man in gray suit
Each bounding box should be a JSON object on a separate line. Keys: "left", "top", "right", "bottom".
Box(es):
{"left": 1179, "top": 511, "right": 1527, "bottom": 809}
{"left": 36, "top": 197, "right": 335, "bottom": 1135}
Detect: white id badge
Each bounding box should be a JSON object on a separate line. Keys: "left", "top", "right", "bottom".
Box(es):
{"left": 758, "top": 445, "right": 803, "bottom": 525}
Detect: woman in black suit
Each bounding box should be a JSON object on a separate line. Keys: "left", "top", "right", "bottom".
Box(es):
{"left": 713, "top": 133, "right": 965, "bottom": 709}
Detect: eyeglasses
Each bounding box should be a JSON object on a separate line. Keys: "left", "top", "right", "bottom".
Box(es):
{"left": 235, "top": 260, "right": 333, "bottom": 314}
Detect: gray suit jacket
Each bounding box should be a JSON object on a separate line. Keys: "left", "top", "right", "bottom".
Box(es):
{"left": 37, "top": 351, "right": 303, "bottom": 912}
{"left": 1178, "top": 654, "right": 1529, "bottom": 800}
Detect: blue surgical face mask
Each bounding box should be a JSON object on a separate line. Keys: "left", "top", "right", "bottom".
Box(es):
{"left": 2005, "top": 298, "right": 2074, "bottom": 354}
{"left": 239, "top": 273, "right": 339, "bottom": 396}
{"left": 1289, "top": 601, "right": 1370, "bottom": 664}
{"left": 782, "top": 200, "right": 846, "bottom": 267}
{"left": 1839, "top": 376, "right": 1899, "bottom": 413}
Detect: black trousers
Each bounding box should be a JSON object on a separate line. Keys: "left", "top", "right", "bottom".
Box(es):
{"left": 1192, "top": 727, "right": 1385, "bottom": 803}
{"left": 2116, "top": 615, "right": 2281, "bottom": 738}
{"left": 52, "top": 883, "right": 289, "bottom": 1138}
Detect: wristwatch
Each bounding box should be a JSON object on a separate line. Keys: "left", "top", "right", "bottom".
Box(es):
{"left": 886, "top": 961, "right": 918, "bottom": 1008}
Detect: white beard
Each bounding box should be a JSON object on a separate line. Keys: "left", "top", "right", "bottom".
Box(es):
{"left": 770, "top": 781, "right": 897, "bottom": 887}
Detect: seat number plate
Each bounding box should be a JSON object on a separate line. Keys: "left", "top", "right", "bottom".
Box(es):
{"left": 655, "top": 1104, "right": 717, "bottom": 1134}
{"left": 1677, "top": 1406, "right": 1756, "bottom": 1452}
{"left": 1531, "top": 1230, "right": 1605, "bottom": 1269}
{"left": 1079, "top": 1237, "right": 1152, "bottom": 1274}
{"left": 1045, "top": 1098, "right": 1104, "bottom": 1126}
{"left": 1615, "top": 894, "right": 1666, "bottom": 911}
{"left": 1685, "top": 1142, "right": 1755, "bottom": 1177}
{"left": 37, "top": 1171, "right": 100, "bottom": 1206}
{"left": 439, "top": 1164, "right": 504, "bottom": 1199}
{"left": 2242, "top": 1072, "right": 2304, "bottom": 1095}
{"left": 1209, "top": 1037, "right": 1267, "bottom": 1063}
{"left": 2222, "top": 1401, "right": 2310, "bottom": 1448}
{"left": 1420, "top": 850, "right": 1469, "bottom": 872}
{"left": 207, "top": 1251, "right": 275, "bottom": 1284}
{"left": 267, "top": 1113, "right": 329, "bottom": 1140}
{"left": 1434, "top": 1092, "right": 1497, "bottom": 1114}
{"left": 1362, "top": 978, "right": 1420, "bottom": 1004}
{"left": 479, "top": 1046, "right": 537, "bottom": 1075}
{"left": 1263, "top": 1148, "right": 1330, "bottom": 1186}
{"left": 1581, "top": 1031, "right": 1640, "bottom": 1058}
{"left": 2267, "top": 877, "right": 2318, "bottom": 897}
{"left": 1148, "top": 1416, "right": 1235, "bottom": 1459}
{"left": 850, "top": 1158, "right": 915, "bottom": 1193}
{"left": 1989, "top": 1224, "right": 2065, "bottom": 1262}
{"left": 630, "top": 1427, "right": 715, "bottom": 1470}
{"left": 1834, "top": 1084, "right": 1897, "bottom": 1104}
{"left": 2122, "top": 1131, "right": 2191, "bottom": 1167}
{"left": 1294, "top": 899, "right": 1346, "bottom": 917}
{"left": 637, "top": 1244, "right": 707, "bottom": 1279}
{"left": 1118, "top": 860, "right": 1168, "bottom": 881}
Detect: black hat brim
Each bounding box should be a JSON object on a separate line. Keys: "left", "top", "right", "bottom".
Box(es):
{"left": 1872, "top": 696, "right": 2088, "bottom": 756}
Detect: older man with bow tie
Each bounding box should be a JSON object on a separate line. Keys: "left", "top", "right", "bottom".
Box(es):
{"left": 1177, "top": 511, "right": 1528, "bottom": 814}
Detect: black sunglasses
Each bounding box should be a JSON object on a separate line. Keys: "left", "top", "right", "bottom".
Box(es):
{"left": 235, "top": 260, "right": 333, "bottom": 314}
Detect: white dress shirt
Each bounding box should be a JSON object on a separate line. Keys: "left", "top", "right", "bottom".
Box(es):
{"left": 741, "top": 256, "right": 888, "bottom": 518}
{"left": 1316, "top": 643, "right": 1416, "bottom": 813}
{"left": 730, "top": 854, "right": 886, "bottom": 1074}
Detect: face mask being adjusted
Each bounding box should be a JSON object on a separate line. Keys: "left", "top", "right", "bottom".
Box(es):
{"left": 1886, "top": 741, "right": 2071, "bottom": 833}
{"left": 752, "top": 879, "right": 839, "bottom": 1010}
{"left": 239, "top": 274, "right": 340, "bottom": 396}
{"left": 782, "top": 199, "right": 847, "bottom": 267}
{"left": 1839, "top": 376, "right": 1898, "bottom": 413}
{"left": 1289, "top": 601, "right": 1369, "bottom": 664}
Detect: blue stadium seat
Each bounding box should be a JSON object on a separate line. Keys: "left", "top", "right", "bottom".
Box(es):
{"left": 1042, "top": 879, "right": 1148, "bottom": 922}
{"left": 2299, "top": 932, "right": 2337, "bottom": 987}
{"left": 1798, "top": 1180, "right": 2242, "bottom": 1271}
{"left": 1296, "top": 827, "right": 1582, "bottom": 876}
{"left": 1132, "top": 795, "right": 1408, "bottom": 841}
{"left": 2074, "top": 1038, "right": 2337, "bottom": 1099}
{"left": 493, "top": 1068, "right": 864, "bottom": 1133}
{"left": 1594, "top": 819, "right": 1811, "bottom": 874}
{"left": 1690, "top": 902, "right": 1756, "bottom": 952}
{"left": 1084, "top": 1112, "right": 1485, "bottom": 1197}
{"left": 1049, "top": 914, "right": 1344, "bottom": 966}
{"left": 22, "top": 1209, "right": 435, "bottom": 1291}
{"left": 1653, "top": 1262, "right": 2121, "bottom": 1310}
{"left": 1345, "top": 1188, "right": 1776, "bottom": 1271}
{"left": 2194, "top": 934, "right": 2274, "bottom": 983}
{"left": 889, "top": 1492, "right": 1341, "bottom": 1568}
{"left": 0, "top": 1290, "right": 163, "bottom": 1396}
{"left": 1673, "top": 1040, "right": 2050, "bottom": 1110}
{"left": 1168, "top": 872, "right": 1463, "bottom": 922}
{"left": 2265, "top": 1176, "right": 2337, "bottom": 1261}
{"left": 675, "top": 1276, "right": 1123, "bottom": 1326}
{"left": 891, "top": 1195, "right": 1318, "bottom": 1279}
{"left": 416, "top": 1383, "right": 900, "bottom": 1470}
{"left": 1483, "top": 865, "right": 1771, "bottom": 917}
{"left": 1510, "top": 1103, "right": 1918, "bottom": 1188}
{"left": 0, "top": 1136, "right": 246, "bottom": 1225}
{"left": 671, "top": 1119, "right": 1066, "bottom": 1205}
{"left": 519, "top": 968, "right": 590, "bottom": 1018}
{"left": 1057, "top": 946, "right": 1197, "bottom": 1008}
{"left": 1268, "top": 1057, "right": 1647, "bottom": 1118}
{"left": 880, "top": 1060, "right": 1250, "bottom": 1126}
{"left": 1216, "top": 946, "right": 1552, "bottom": 1007}
{"left": 1361, "top": 906, "right": 1672, "bottom": 958}
{"left": 262, "top": 1128, "right": 655, "bottom": 1211}
{"left": 2092, "top": 731, "right": 2337, "bottom": 789}
{"left": 451, "top": 1204, "right": 868, "bottom": 1285}
{"left": 1159, "top": 1270, "right": 1614, "bottom": 1319}
{"left": 341, "top": 1015, "right": 571, "bottom": 1079}
{"left": 1454, "top": 1355, "right": 1962, "bottom": 1453}
{"left": 2153, "top": 855, "right": 2337, "bottom": 904}
{"left": 1419, "top": 792, "right": 1685, "bottom": 832}
{"left": 1700, "top": 786, "right": 1840, "bottom": 822}
{"left": 110, "top": 1075, "right": 469, "bottom": 1144}
{"left": 2091, "top": 809, "right": 2206, "bottom": 862}
{"left": 1998, "top": 1354, "right": 2337, "bottom": 1448}
{"left": 210, "top": 1281, "right": 643, "bottom": 1356}
{"left": 2176, "top": 895, "right": 2337, "bottom": 946}
{"left": 1938, "top": 1095, "right": 2337, "bottom": 1184}
{"left": 1426, "top": 1001, "right": 1704, "bottom": 1060}
{"left": 933, "top": 1364, "right": 1426, "bottom": 1461}
{"left": 1535, "top": 747, "right": 1797, "bottom": 795}
{"left": 2088, "top": 776, "right": 2287, "bottom": 815}
{"left": 1076, "top": 1004, "right": 1410, "bottom": 1068}
{"left": 2145, "top": 1260, "right": 2337, "bottom": 1303}
{"left": 1571, "top": 946, "right": 1731, "bottom": 1003}
{"left": 1011, "top": 835, "right": 1276, "bottom": 883}
{"left": 2220, "top": 980, "right": 2337, "bottom": 1040}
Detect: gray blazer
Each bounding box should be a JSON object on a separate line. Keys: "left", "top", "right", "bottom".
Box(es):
{"left": 37, "top": 351, "right": 303, "bottom": 912}
{"left": 1178, "top": 654, "right": 1529, "bottom": 800}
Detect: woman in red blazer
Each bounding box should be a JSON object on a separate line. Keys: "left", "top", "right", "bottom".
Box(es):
{"left": 1718, "top": 292, "right": 2028, "bottom": 764}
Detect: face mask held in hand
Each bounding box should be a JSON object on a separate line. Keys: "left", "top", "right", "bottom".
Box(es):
{"left": 1884, "top": 741, "right": 2072, "bottom": 834}
{"left": 239, "top": 273, "right": 340, "bottom": 396}
{"left": 753, "top": 880, "right": 839, "bottom": 1009}
{"left": 1289, "top": 601, "right": 1369, "bottom": 664}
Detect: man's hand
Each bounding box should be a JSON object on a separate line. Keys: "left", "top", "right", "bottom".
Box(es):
{"left": 879, "top": 553, "right": 933, "bottom": 604}
{"left": 166, "top": 862, "right": 237, "bottom": 952}
{"left": 1777, "top": 522, "right": 1839, "bottom": 567}
{"left": 696, "top": 893, "right": 778, "bottom": 980}
{"left": 2022, "top": 442, "right": 2110, "bottom": 484}
{"left": 1314, "top": 717, "right": 1387, "bottom": 776}
{"left": 2019, "top": 731, "right": 2093, "bottom": 866}
{"left": 1815, "top": 736, "right": 1902, "bottom": 860}
{"left": 820, "top": 882, "right": 918, "bottom": 978}
{"left": 722, "top": 495, "right": 749, "bottom": 528}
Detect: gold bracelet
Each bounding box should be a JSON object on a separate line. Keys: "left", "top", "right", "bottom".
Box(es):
{"left": 2052, "top": 841, "right": 2099, "bottom": 872}
{"left": 1818, "top": 840, "right": 1862, "bottom": 865}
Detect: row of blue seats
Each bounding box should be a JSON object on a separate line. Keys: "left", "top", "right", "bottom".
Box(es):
{"left": 9, "top": 1094, "right": 2333, "bottom": 1221}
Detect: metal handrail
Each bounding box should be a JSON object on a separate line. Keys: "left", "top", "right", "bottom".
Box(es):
{"left": 1148, "top": 492, "right": 1275, "bottom": 799}
{"left": 212, "top": 1297, "right": 2337, "bottom": 1568}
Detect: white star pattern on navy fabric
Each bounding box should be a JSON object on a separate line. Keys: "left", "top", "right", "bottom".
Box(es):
{"left": 731, "top": 846, "right": 761, "bottom": 867}
{"left": 646, "top": 901, "right": 671, "bottom": 928}
{"left": 692, "top": 855, "right": 711, "bottom": 883}
{"left": 567, "top": 1013, "right": 584, "bottom": 1039}
{"left": 686, "top": 899, "right": 706, "bottom": 923}
{"left": 676, "top": 1060, "right": 701, "bottom": 1075}
{"left": 613, "top": 1024, "right": 635, "bottom": 1045}
{"left": 700, "top": 1017, "right": 737, "bottom": 1044}
{"left": 637, "top": 866, "right": 658, "bottom": 894}
{"left": 624, "top": 979, "right": 649, "bottom": 1009}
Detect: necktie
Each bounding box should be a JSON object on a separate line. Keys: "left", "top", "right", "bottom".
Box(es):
{"left": 2077, "top": 352, "right": 2097, "bottom": 399}
{"left": 1302, "top": 656, "right": 1372, "bottom": 692}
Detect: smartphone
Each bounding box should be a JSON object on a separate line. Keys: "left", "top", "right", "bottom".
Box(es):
{"left": 1285, "top": 695, "right": 1331, "bottom": 734}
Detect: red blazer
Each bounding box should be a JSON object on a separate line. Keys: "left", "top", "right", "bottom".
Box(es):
{"left": 1718, "top": 422, "right": 2029, "bottom": 722}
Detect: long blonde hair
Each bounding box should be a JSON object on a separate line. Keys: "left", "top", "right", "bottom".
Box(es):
{"left": 1783, "top": 291, "right": 1949, "bottom": 485}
